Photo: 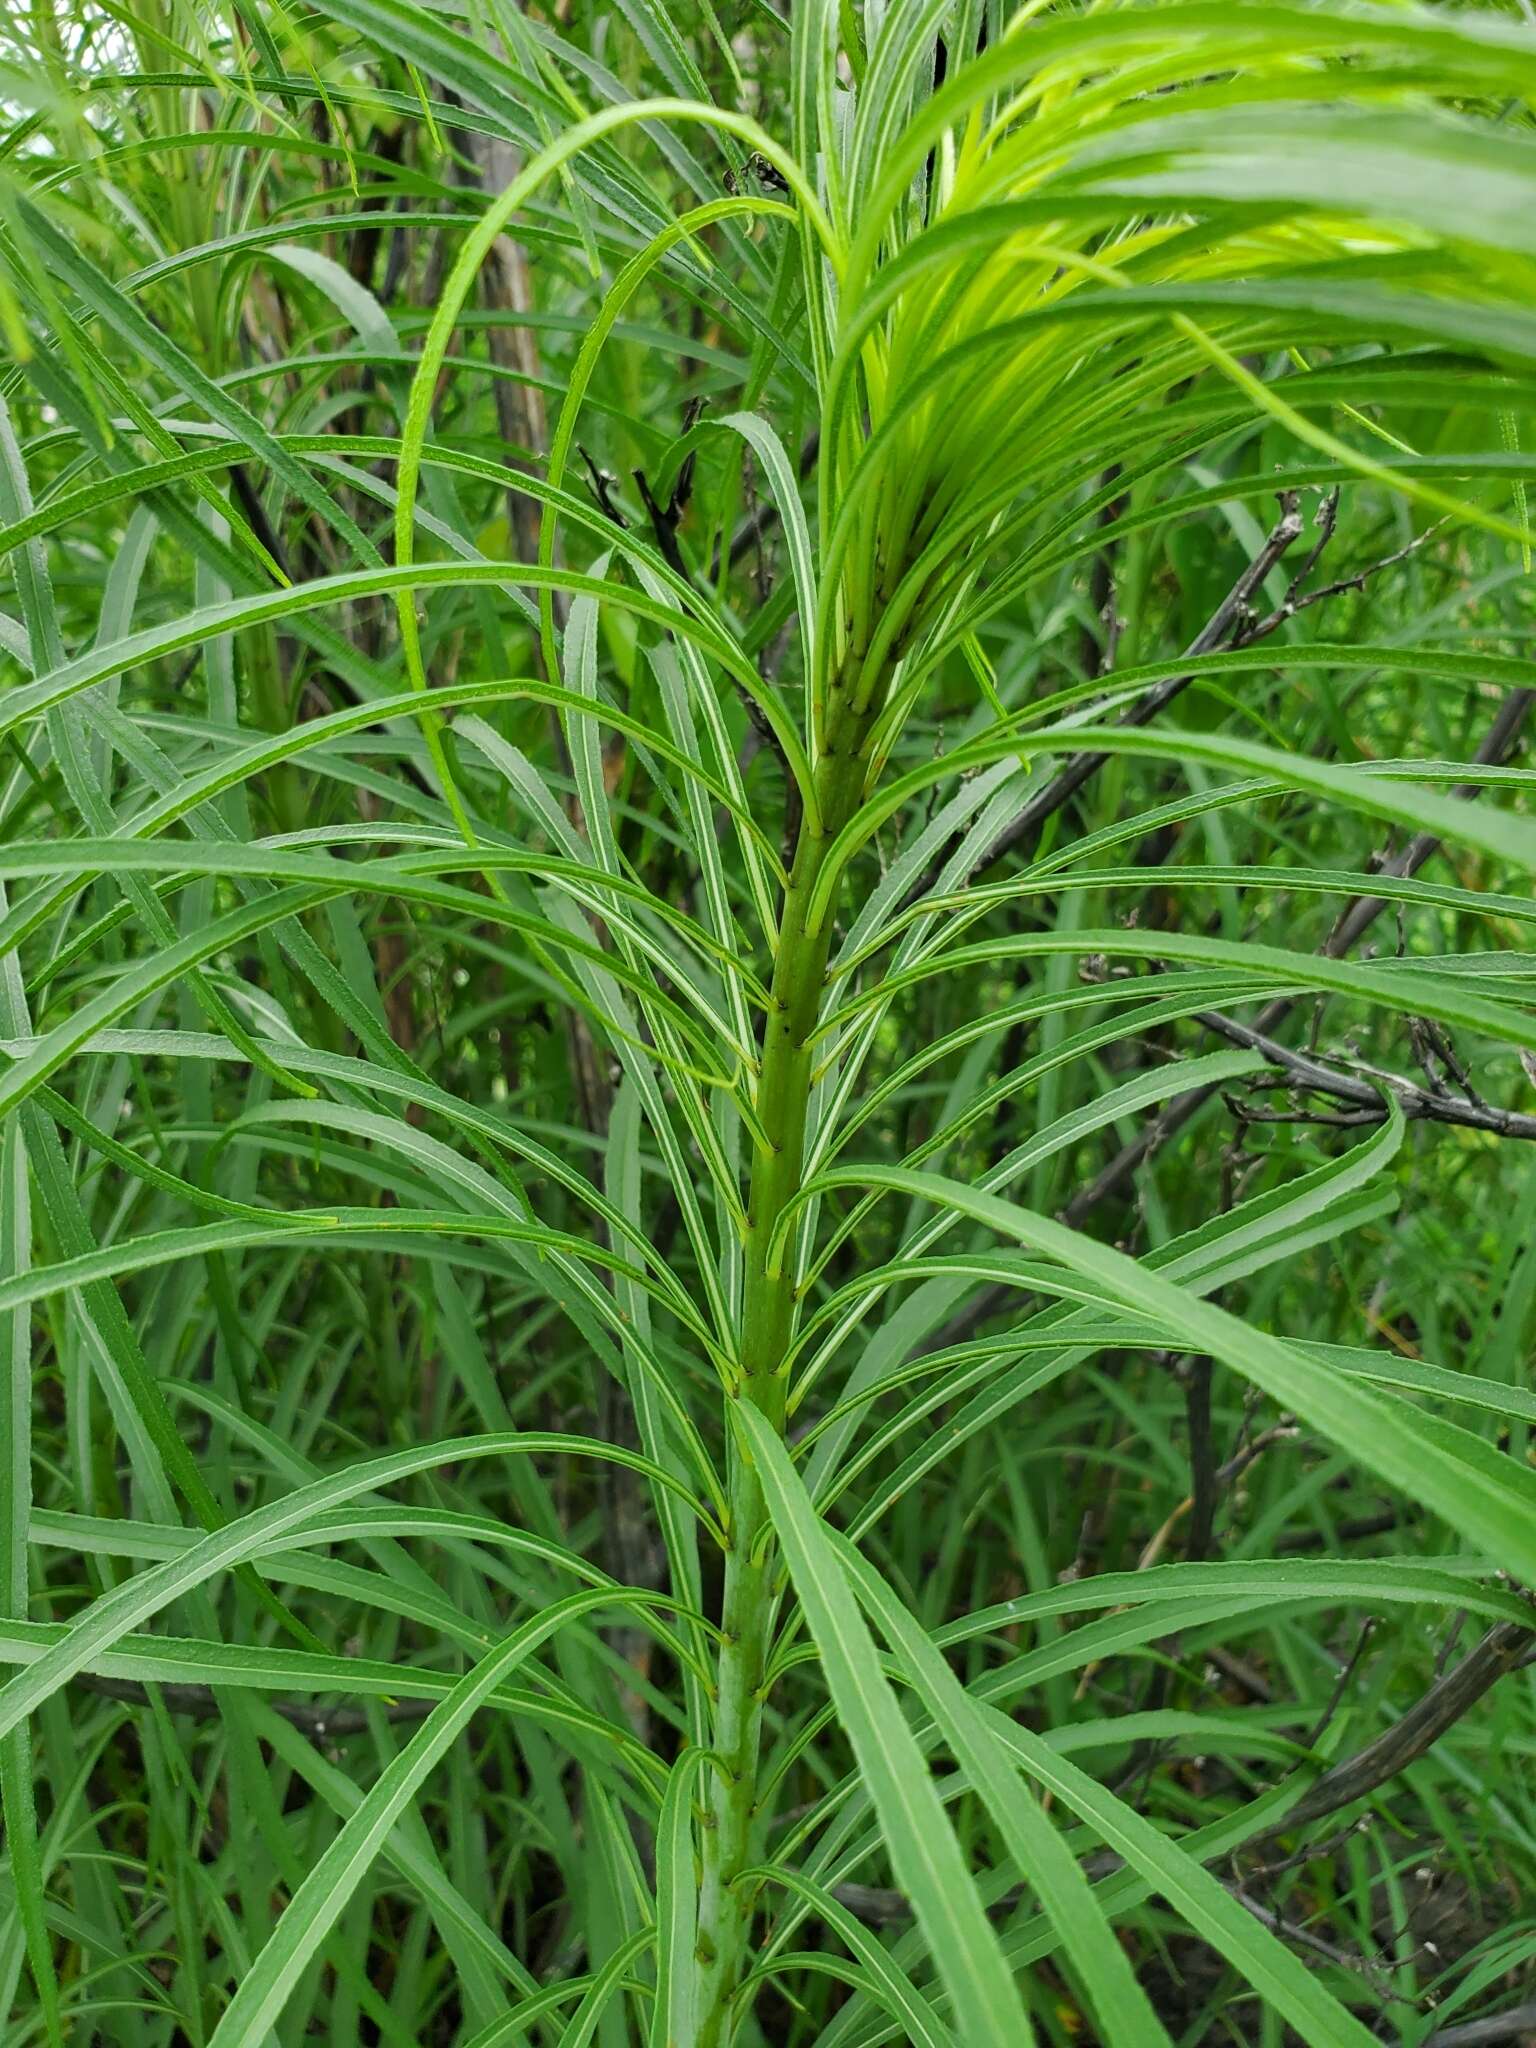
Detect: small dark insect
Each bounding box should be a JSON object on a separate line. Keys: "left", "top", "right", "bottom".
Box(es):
{"left": 724, "top": 152, "right": 789, "bottom": 196}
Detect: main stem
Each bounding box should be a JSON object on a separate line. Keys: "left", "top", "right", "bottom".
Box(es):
{"left": 694, "top": 717, "right": 870, "bottom": 2045}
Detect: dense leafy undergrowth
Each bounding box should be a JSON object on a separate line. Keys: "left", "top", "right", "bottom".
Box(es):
{"left": 3, "top": 2, "right": 1536, "bottom": 2043}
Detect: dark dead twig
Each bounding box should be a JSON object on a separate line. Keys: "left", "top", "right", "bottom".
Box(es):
{"left": 1251, "top": 1619, "right": 1536, "bottom": 1845}
{"left": 578, "top": 446, "right": 628, "bottom": 529}
{"left": 1203, "top": 1011, "right": 1536, "bottom": 1142}
{"left": 1424, "top": 2000, "right": 1536, "bottom": 2046}
{"left": 711, "top": 429, "right": 820, "bottom": 580}
{"left": 912, "top": 490, "right": 1307, "bottom": 899}
{"left": 73, "top": 1672, "right": 433, "bottom": 1737}
{"left": 1303, "top": 1620, "right": 1379, "bottom": 1753}
{"left": 1058, "top": 681, "right": 1536, "bottom": 1229}
{"left": 1184, "top": 1355, "right": 1217, "bottom": 1564}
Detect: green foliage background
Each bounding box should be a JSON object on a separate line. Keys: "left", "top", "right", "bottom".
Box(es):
{"left": 3, "top": 2, "right": 1536, "bottom": 2042}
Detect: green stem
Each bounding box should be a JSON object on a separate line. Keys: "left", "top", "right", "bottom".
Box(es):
{"left": 694, "top": 731, "right": 869, "bottom": 2046}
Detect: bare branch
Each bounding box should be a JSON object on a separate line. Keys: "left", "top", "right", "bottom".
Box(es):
{"left": 1184, "top": 1355, "right": 1217, "bottom": 1563}
{"left": 72, "top": 1671, "right": 433, "bottom": 1738}
{"left": 578, "top": 446, "right": 628, "bottom": 529}
{"left": 1279, "top": 1508, "right": 1411, "bottom": 1553}
{"left": 832, "top": 1866, "right": 1392, "bottom": 1987}
{"left": 712, "top": 429, "right": 819, "bottom": 579}
{"left": 1424, "top": 2000, "right": 1536, "bottom": 2047}
{"left": 1241, "top": 496, "right": 1450, "bottom": 643}
{"left": 1058, "top": 682, "right": 1535, "bottom": 1226}
{"left": 1251, "top": 1619, "right": 1536, "bottom": 1844}
{"left": 1199, "top": 1009, "right": 1536, "bottom": 1142}
{"left": 919, "top": 490, "right": 1308, "bottom": 897}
